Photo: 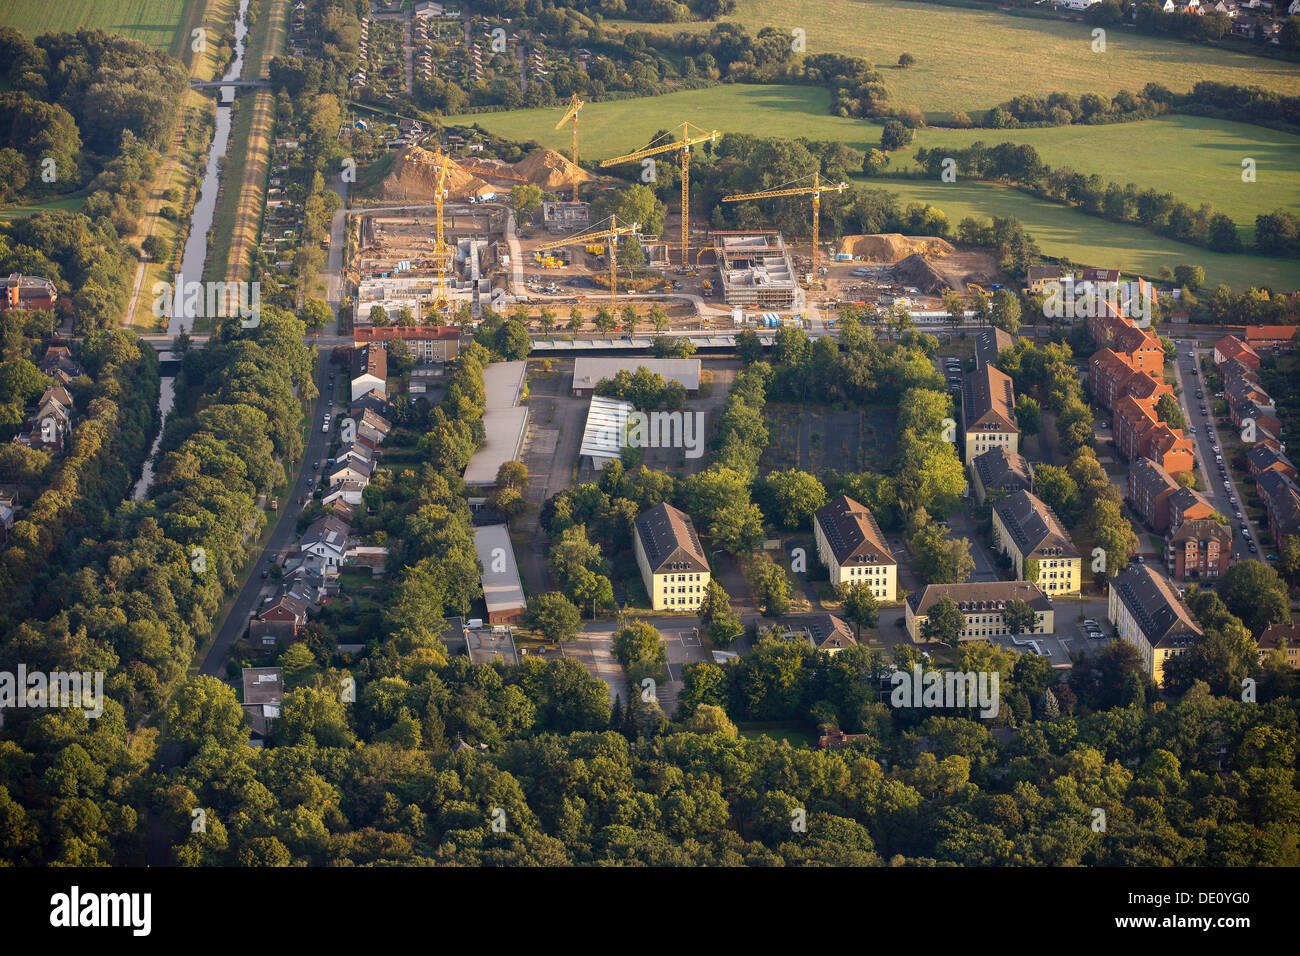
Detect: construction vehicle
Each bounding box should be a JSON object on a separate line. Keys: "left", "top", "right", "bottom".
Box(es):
{"left": 535, "top": 214, "right": 639, "bottom": 301}
{"left": 721, "top": 172, "right": 848, "bottom": 288}
{"left": 966, "top": 282, "right": 987, "bottom": 297}
{"left": 600, "top": 123, "right": 718, "bottom": 271}
{"left": 702, "top": 279, "right": 713, "bottom": 296}
{"left": 554, "top": 93, "right": 585, "bottom": 203}
{"left": 585, "top": 243, "right": 606, "bottom": 255}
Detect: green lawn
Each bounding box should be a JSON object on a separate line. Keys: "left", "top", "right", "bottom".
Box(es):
{"left": 612, "top": 0, "right": 1300, "bottom": 118}
{"left": 450, "top": 85, "right": 882, "bottom": 157}
{"left": 0, "top": 0, "right": 199, "bottom": 55}
{"left": 857, "top": 176, "right": 1300, "bottom": 290}
{"left": 0, "top": 196, "right": 86, "bottom": 220}
{"left": 891, "top": 115, "right": 1300, "bottom": 229}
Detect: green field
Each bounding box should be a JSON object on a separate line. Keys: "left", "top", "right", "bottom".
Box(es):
{"left": 895, "top": 115, "right": 1300, "bottom": 227}
{"left": 611, "top": 0, "right": 1300, "bottom": 118}
{"left": 0, "top": 0, "right": 197, "bottom": 56}
{"left": 450, "top": 84, "right": 881, "bottom": 156}
{"left": 0, "top": 196, "right": 86, "bottom": 220}
{"left": 858, "top": 177, "right": 1300, "bottom": 290}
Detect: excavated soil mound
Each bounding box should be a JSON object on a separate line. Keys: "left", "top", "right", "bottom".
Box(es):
{"left": 379, "top": 147, "right": 494, "bottom": 201}
{"left": 891, "top": 253, "right": 952, "bottom": 295}
{"left": 836, "top": 233, "right": 955, "bottom": 263}
{"left": 513, "top": 148, "right": 593, "bottom": 191}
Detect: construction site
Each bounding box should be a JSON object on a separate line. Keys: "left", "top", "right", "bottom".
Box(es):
{"left": 344, "top": 114, "right": 1004, "bottom": 331}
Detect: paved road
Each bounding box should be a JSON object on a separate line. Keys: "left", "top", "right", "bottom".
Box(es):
{"left": 200, "top": 355, "right": 336, "bottom": 677}
{"left": 1172, "top": 341, "right": 1263, "bottom": 561}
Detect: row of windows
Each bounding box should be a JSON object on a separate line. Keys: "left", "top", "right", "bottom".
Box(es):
{"left": 663, "top": 596, "right": 702, "bottom": 607}
{"left": 662, "top": 573, "right": 703, "bottom": 583}
{"left": 665, "top": 585, "right": 701, "bottom": 595}
{"left": 961, "top": 626, "right": 1047, "bottom": 637}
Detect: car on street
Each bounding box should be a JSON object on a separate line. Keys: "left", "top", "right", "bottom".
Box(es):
{"left": 1248, "top": 542, "right": 1258, "bottom": 553}
{"left": 1241, "top": 527, "right": 1250, "bottom": 537}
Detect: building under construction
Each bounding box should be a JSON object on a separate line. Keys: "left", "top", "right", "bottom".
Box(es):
{"left": 710, "top": 231, "right": 801, "bottom": 310}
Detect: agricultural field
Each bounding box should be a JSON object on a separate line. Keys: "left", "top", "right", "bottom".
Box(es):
{"left": 892, "top": 115, "right": 1300, "bottom": 228}
{"left": 0, "top": 0, "right": 200, "bottom": 58}
{"left": 859, "top": 177, "right": 1300, "bottom": 290}
{"left": 449, "top": 85, "right": 881, "bottom": 157}
{"left": 612, "top": 0, "right": 1300, "bottom": 119}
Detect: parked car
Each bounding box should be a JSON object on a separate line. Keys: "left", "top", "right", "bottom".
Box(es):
{"left": 1248, "top": 542, "right": 1258, "bottom": 553}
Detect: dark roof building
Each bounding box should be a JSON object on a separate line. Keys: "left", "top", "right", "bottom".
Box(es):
{"left": 813, "top": 495, "right": 896, "bottom": 568}
{"left": 635, "top": 503, "right": 708, "bottom": 573}
{"left": 971, "top": 447, "right": 1033, "bottom": 503}
{"left": 993, "top": 490, "right": 1079, "bottom": 561}
{"left": 974, "top": 326, "right": 1015, "bottom": 369}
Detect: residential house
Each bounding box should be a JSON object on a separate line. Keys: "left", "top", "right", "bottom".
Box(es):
{"left": 634, "top": 503, "right": 710, "bottom": 612}
{"left": 812, "top": 495, "right": 898, "bottom": 601}
{"left": 905, "top": 581, "right": 1054, "bottom": 643}
{"left": 1256, "top": 470, "right": 1300, "bottom": 548}
{"left": 351, "top": 344, "right": 388, "bottom": 402}
{"left": 1166, "top": 487, "right": 1216, "bottom": 533}
{"left": 970, "top": 447, "right": 1034, "bottom": 505}
{"left": 241, "top": 667, "right": 284, "bottom": 745}
{"left": 973, "top": 326, "right": 1015, "bottom": 370}
{"left": 1241, "top": 325, "right": 1299, "bottom": 352}
{"left": 1025, "top": 264, "right": 1065, "bottom": 294}
{"left": 322, "top": 480, "right": 367, "bottom": 509}
{"left": 1129, "top": 456, "right": 1181, "bottom": 531}
{"left": 299, "top": 514, "right": 353, "bottom": 567}
{"left": 1213, "top": 335, "right": 1260, "bottom": 370}
{"left": 1257, "top": 623, "right": 1300, "bottom": 669}
{"left": 2, "top": 274, "right": 57, "bottom": 311}
{"left": 1114, "top": 392, "right": 1194, "bottom": 476}
{"left": 0, "top": 492, "right": 15, "bottom": 543}
{"left": 1230, "top": 399, "right": 1281, "bottom": 439}
{"left": 353, "top": 325, "right": 461, "bottom": 364}
{"left": 776, "top": 613, "right": 858, "bottom": 654}
{"left": 329, "top": 457, "right": 373, "bottom": 488}
{"left": 992, "top": 490, "right": 1081, "bottom": 594}
{"left": 1108, "top": 563, "right": 1203, "bottom": 686}
{"left": 1247, "top": 444, "right": 1297, "bottom": 482}
{"left": 961, "top": 363, "right": 1019, "bottom": 464}
{"left": 1166, "top": 517, "right": 1232, "bottom": 581}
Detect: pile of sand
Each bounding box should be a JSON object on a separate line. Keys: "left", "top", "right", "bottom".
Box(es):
{"left": 379, "top": 147, "right": 495, "bottom": 201}
{"left": 890, "top": 253, "right": 952, "bottom": 295}
{"left": 836, "top": 233, "right": 955, "bottom": 263}
{"left": 513, "top": 148, "right": 593, "bottom": 191}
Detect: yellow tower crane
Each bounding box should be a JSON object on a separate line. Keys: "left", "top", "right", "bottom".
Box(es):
{"left": 554, "top": 93, "right": 585, "bottom": 203}
{"left": 535, "top": 215, "right": 639, "bottom": 302}
{"left": 599, "top": 123, "right": 717, "bottom": 272}
{"left": 721, "top": 171, "right": 848, "bottom": 288}
{"left": 432, "top": 150, "right": 451, "bottom": 310}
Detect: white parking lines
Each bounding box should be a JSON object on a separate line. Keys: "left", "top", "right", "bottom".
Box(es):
{"left": 679, "top": 630, "right": 701, "bottom": 647}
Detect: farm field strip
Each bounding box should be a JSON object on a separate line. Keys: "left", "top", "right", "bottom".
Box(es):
{"left": 610, "top": 0, "right": 1300, "bottom": 116}
{"left": 858, "top": 177, "right": 1300, "bottom": 289}
{"left": 450, "top": 84, "right": 879, "bottom": 156}
{"left": 0, "top": 0, "right": 197, "bottom": 53}
{"left": 895, "top": 115, "right": 1300, "bottom": 226}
